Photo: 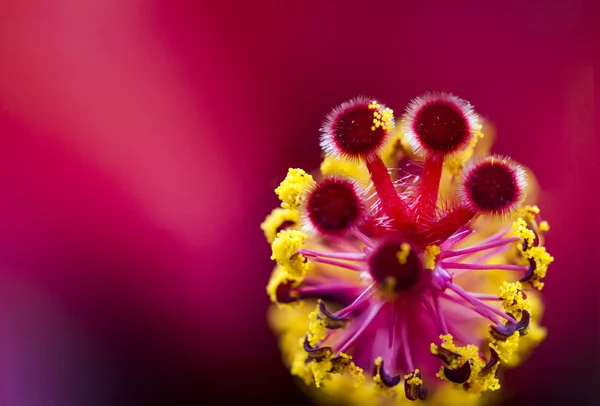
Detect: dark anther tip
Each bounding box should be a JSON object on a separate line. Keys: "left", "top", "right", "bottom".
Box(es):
{"left": 516, "top": 310, "right": 531, "bottom": 336}
{"left": 432, "top": 346, "right": 461, "bottom": 365}
{"left": 522, "top": 224, "right": 540, "bottom": 250}
{"left": 490, "top": 322, "right": 517, "bottom": 340}
{"left": 275, "top": 281, "right": 298, "bottom": 303}
{"left": 481, "top": 347, "right": 500, "bottom": 372}
{"left": 443, "top": 359, "right": 472, "bottom": 384}
{"left": 376, "top": 360, "right": 401, "bottom": 387}
{"left": 303, "top": 336, "right": 332, "bottom": 360}
{"left": 404, "top": 370, "right": 425, "bottom": 401}
{"left": 318, "top": 301, "right": 349, "bottom": 329}
{"left": 519, "top": 258, "right": 536, "bottom": 283}
{"left": 275, "top": 220, "right": 297, "bottom": 235}
{"left": 329, "top": 355, "right": 351, "bottom": 373}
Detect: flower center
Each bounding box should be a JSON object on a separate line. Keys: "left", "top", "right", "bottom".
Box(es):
{"left": 368, "top": 240, "right": 422, "bottom": 292}
{"left": 413, "top": 101, "right": 469, "bottom": 154}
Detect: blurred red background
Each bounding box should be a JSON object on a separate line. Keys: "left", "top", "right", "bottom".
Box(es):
{"left": 0, "top": 1, "right": 598, "bottom": 405}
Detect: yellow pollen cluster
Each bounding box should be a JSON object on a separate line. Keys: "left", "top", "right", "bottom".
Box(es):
{"left": 445, "top": 124, "right": 485, "bottom": 175}
{"left": 513, "top": 218, "right": 536, "bottom": 248}
{"left": 343, "top": 353, "right": 365, "bottom": 386}
{"left": 505, "top": 321, "right": 547, "bottom": 367}
{"left": 424, "top": 245, "right": 441, "bottom": 270}
{"left": 271, "top": 230, "right": 312, "bottom": 277}
{"left": 266, "top": 265, "right": 301, "bottom": 304}
{"left": 524, "top": 246, "right": 554, "bottom": 290}
{"left": 275, "top": 168, "right": 315, "bottom": 209}
{"left": 404, "top": 369, "right": 424, "bottom": 386}
{"left": 432, "top": 335, "right": 500, "bottom": 395}
{"left": 512, "top": 217, "right": 554, "bottom": 290}
{"left": 291, "top": 339, "right": 364, "bottom": 388}
{"left": 291, "top": 347, "right": 332, "bottom": 387}
{"left": 261, "top": 207, "right": 301, "bottom": 243}
{"left": 307, "top": 302, "right": 329, "bottom": 347}
{"left": 489, "top": 331, "right": 520, "bottom": 364}
{"left": 396, "top": 243, "right": 411, "bottom": 264}
{"left": 498, "top": 281, "right": 531, "bottom": 316}
{"left": 515, "top": 205, "right": 540, "bottom": 224}
{"left": 368, "top": 101, "right": 394, "bottom": 132}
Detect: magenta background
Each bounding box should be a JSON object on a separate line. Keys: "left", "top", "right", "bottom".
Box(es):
{"left": 0, "top": 1, "right": 598, "bottom": 405}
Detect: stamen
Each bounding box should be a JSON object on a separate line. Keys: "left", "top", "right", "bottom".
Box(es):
{"left": 303, "top": 337, "right": 333, "bottom": 360}
{"left": 431, "top": 344, "right": 461, "bottom": 365}
{"left": 439, "top": 228, "right": 473, "bottom": 251}
{"left": 491, "top": 310, "right": 531, "bottom": 340}
{"left": 441, "top": 262, "right": 528, "bottom": 272}
{"left": 353, "top": 229, "right": 376, "bottom": 248}
{"left": 309, "top": 256, "right": 364, "bottom": 271}
{"left": 387, "top": 305, "right": 399, "bottom": 366}
{"left": 298, "top": 248, "right": 366, "bottom": 262}
{"left": 443, "top": 359, "right": 472, "bottom": 384}
{"left": 296, "top": 284, "right": 361, "bottom": 297}
{"left": 336, "top": 283, "right": 376, "bottom": 318}
{"left": 317, "top": 300, "right": 350, "bottom": 329}
{"left": 433, "top": 293, "right": 449, "bottom": 335}
{"left": 375, "top": 359, "right": 401, "bottom": 387}
{"left": 274, "top": 280, "right": 299, "bottom": 304}
{"left": 441, "top": 292, "right": 501, "bottom": 325}
{"left": 467, "top": 293, "right": 501, "bottom": 301}
{"left": 404, "top": 370, "right": 427, "bottom": 401}
{"left": 445, "top": 284, "right": 517, "bottom": 324}
{"left": 442, "top": 237, "right": 520, "bottom": 259}
{"left": 336, "top": 303, "right": 384, "bottom": 354}
{"left": 519, "top": 258, "right": 537, "bottom": 283}
{"left": 481, "top": 347, "right": 500, "bottom": 372}
{"left": 401, "top": 315, "right": 415, "bottom": 372}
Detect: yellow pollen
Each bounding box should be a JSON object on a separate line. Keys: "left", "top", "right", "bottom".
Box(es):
{"left": 432, "top": 334, "right": 500, "bottom": 394}
{"left": 266, "top": 265, "right": 302, "bottom": 305}
{"left": 499, "top": 281, "right": 531, "bottom": 316}
{"left": 381, "top": 276, "right": 397, "bottom": 294}
{"left": 515, "top": 205, "right": 541, "bottom": 224}
{"left": 260, "top": 207, "right": 301, "bottom": 243}
{"left": 404, "top": 369, "right": 423, "bottom": 386}
{"left": 368, "top": 100, "right": 394, "bottom": 132}
{"left": 307, "top": 301, "right": 328, "bottom": 347}
{"left": 271, "top": 230, "right": 312, "bottom": 277}
{"left": 396, "top": 243, "right": 411, "bottom": 264}
{"left": 424, "top": 245, "right": 441, "bottom": 270}
{"left": 523, "top": 246, "right": 554, "bottom": 290}
{"left": 489, "top": 331, "right": 520, "bottom": 364}
{"left": 275, "top": 168, "right": 315, "bottom": 210}
{"left": 512, "top": 218, "right": 536, "bottom": 249}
